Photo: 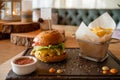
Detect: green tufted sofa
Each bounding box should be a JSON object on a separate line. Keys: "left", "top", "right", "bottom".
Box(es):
{"left": 52, "top": 9, "right": 120, "bottom": 27}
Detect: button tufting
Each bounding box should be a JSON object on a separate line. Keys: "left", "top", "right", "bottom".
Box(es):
{"left": 52, "top": 9, "right": 120, "bottom": 26}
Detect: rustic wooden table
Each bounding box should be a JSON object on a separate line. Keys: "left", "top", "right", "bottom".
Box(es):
{"left": 0, "top": 25, "right": 120, "bottom": 80}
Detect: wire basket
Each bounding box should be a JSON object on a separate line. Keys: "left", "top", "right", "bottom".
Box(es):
{"left": 77, "top": 39, "right": 120, "bottom": 62}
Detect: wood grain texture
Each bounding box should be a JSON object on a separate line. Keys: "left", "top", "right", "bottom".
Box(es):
{"left": 2, "top": 22, "right": 40, "bottom": 33}
{"left": 10, "top": 28, "right": 65, "bottom": 47}
{"left": 10, "top": 29, "right": 42, "bottom": 46}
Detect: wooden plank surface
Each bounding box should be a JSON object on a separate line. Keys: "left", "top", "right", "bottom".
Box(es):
{"left": 0, "top": 25, "right": 120, "bottom": 80}
{"left": 10, "top": 25, "right": 79, "bottom": 47}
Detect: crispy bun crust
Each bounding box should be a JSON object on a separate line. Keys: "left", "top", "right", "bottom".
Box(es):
{"left": 35, "top": 30, "right": 64, "bottom": 46}
{"left": 35, "top": 52, "right": 67, "bottom": 62}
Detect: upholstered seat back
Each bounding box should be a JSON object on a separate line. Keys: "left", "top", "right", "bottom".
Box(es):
{"left": 52, "top": 9, "right": 120, "bottom": 26}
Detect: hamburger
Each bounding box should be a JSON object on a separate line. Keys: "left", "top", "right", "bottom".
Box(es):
{"left": 31, "top": 30, "right": 67, "bottom": 62}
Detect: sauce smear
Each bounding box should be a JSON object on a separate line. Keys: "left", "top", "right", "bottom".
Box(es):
{"left": 15, "top": 57, "right": 34, "bottom": 65}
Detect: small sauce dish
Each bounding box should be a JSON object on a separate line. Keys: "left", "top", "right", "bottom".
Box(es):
{"left": 11, "top": 56, "right": 37, "bottom": 75}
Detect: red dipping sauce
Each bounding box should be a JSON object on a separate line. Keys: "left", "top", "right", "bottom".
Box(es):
{"left": 14, "top": 57, "right": 34, "bottom": 65}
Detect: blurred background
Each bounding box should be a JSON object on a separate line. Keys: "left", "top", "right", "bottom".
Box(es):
{"left": 32, "top": 0, "right": 120, "bottom": 9}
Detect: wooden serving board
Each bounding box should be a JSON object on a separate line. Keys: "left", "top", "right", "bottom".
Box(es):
{"left": 6, "top": 48, "right": 120, "bottom": 80}
{"left": 2, "top": 22, "right": 40, "bottom": 33}
{"left": 10, "top": 28, "right": 79, "bottom": 48}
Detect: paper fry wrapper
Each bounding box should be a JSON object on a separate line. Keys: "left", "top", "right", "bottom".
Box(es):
{"left": 75, "top": 12, "right": 116, "bottom": 43}
{"left": 75, "top": 12, "right": 116, "bottom": 62}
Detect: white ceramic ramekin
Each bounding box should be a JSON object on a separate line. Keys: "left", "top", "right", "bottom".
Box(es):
{"left": 11, "top": 56, "right": 37, "bottom": 75}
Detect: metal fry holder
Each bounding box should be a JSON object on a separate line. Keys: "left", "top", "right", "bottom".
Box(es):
{"left": 77, "top": 38, "right": 120, "bottom": 62}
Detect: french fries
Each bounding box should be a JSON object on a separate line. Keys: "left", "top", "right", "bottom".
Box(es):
{"left": 91, "top": 26, "right": 112, "bottom": 37}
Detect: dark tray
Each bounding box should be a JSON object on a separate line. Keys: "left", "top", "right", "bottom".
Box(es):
{"left": 6, "top": 48, "right": 120, "bottom": 80}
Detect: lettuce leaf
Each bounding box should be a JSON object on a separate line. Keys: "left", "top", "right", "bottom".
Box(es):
{"left": 33, "top": 43, "right": 65, "bottom": 51}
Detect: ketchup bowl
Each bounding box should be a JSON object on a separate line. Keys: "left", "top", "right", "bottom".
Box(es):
{"left": 11, "top": 56, "right": 37, "bottom": 75}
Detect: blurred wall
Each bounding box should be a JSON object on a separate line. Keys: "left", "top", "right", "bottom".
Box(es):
{"left": 32, "top": 0, "right": 120, "bottom": 9}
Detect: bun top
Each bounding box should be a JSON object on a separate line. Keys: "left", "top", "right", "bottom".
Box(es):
{"left": 33, "top": 30, "right": 64, "bottom": 46}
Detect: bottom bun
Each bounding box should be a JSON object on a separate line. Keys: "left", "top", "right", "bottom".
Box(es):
{"left": 35, "top": 52, "right": 67, "bottom": 62}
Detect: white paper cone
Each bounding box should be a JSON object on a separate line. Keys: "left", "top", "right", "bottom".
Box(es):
{"left": 88, "top": 12, "right": 116, "bottom": 29}
{"left": 75, "top": 12, "right": 116, "bottom": 43}
{"left": 75, "top": 22, "right": 99, "bottom": 42}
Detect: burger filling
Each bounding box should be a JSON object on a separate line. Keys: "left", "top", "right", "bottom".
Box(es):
{"left": 31, "top": 43, "right": 65, "bottom": 57}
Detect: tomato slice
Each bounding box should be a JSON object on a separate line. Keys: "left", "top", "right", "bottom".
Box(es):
{"left": 32, "top": 42, "right": 40, "bottom": 46}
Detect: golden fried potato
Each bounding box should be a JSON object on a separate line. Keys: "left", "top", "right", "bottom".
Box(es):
{"left": 91, "top": 26, "right": 112, "bottom": 37}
